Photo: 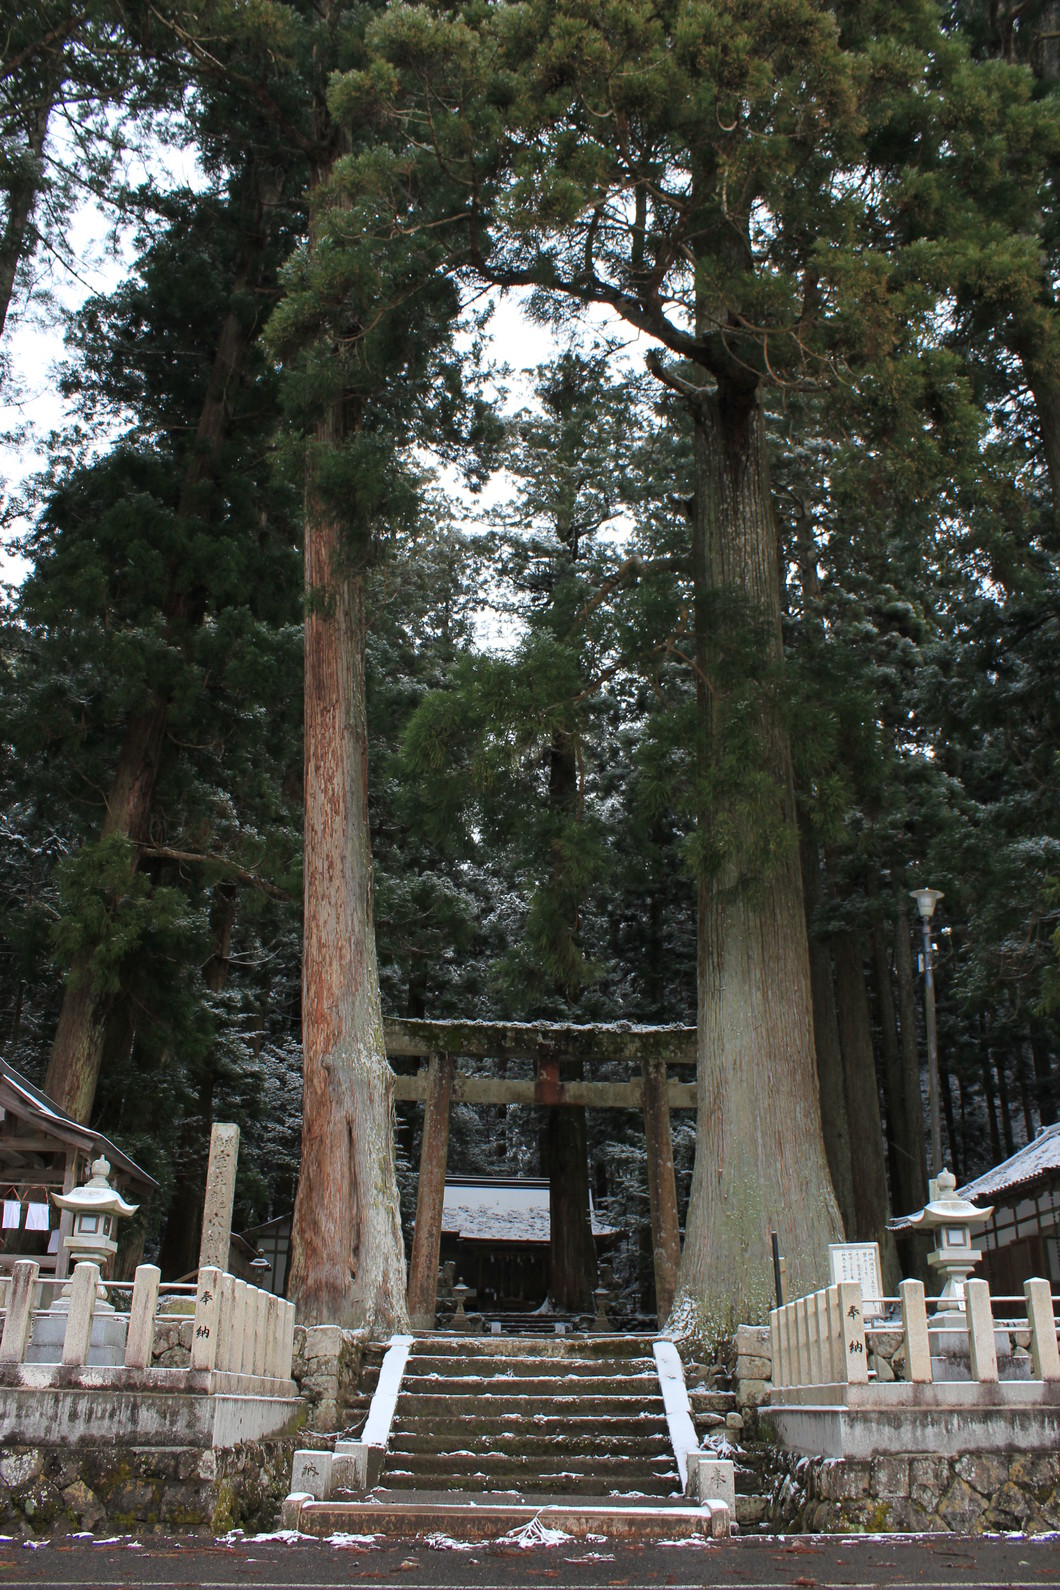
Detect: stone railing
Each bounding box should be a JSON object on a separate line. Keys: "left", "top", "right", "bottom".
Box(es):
{"left": 770, "top": 1276, "right": 1060, "bottom": 1391}
{"left": 0, "top": 1259, "right": 295, "bottom": 1383}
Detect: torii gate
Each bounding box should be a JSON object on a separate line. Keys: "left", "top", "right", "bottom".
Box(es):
{"left": 384, "top": 1018, "right": 696, "bottom": 1329}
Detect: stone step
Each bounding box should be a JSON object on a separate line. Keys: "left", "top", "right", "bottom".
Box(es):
{"left": 689, "top": 1388, "right": 736, "bottom": 1414}
{"left": 401, "top": 1374, "right": 659, "bottom": 1395}
{"left": 389, "top": 1424, "right": 670, "bottom": 1450}
{"left": 736, "top": 1494, "right": 771, "bottom": 1528}
{"left": 405, "top": 1354, "right": 657, "bottom": 1379}
{"left": 397, "top": 1394, "right": 663, "bottom": 1421}
{"left": 284, "top": 1495, "right": 731, "bottom": 1541}
{"left": 400, "top": 1367, "right": 657, "bottom": 1392}
{"left": 404, "top": 1333, "right": 655, "bottom": 1359}
{"left": 381, "top": 1467, "right": 680, "bottom": 1498}
{"left": 694, "top": 1411, "right": 727, "bottom": 1431}
{"left": 385, "top": 1448, "right": 677, "bottom": 1477}
{"left": 389, "top": 1432, "right": 672, "bottom": 1459}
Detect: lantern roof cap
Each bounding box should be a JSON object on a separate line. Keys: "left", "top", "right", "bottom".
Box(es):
{"left": 905, "top": 1167, "right": 992, "bottom": 1229}
{"left": 53, "top": 1156, "right": 138, "bottom": 1218}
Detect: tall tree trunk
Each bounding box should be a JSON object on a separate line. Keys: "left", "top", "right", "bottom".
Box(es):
{"left": 981, "top": 1056, "right": 1002, "bottom": 1161}
{"left": 0, "top": 94, "right": 51, "bottom": 345}
{"left": 799, "top": 830, "right": 856, "bottom": 1234}
{"left": 287, "top": 398, "right": 407, "bottom": 1331}
{"left": 42, "top": 166, "right": 274, "bottom": 1122}
{"left": 833, "top": 935, "right": 899, "bottom": 1289}
{"left": 43, "top": 699, "right": 169, "bottom": 1119}
{"left": 1031, "top": 1024, "right": 1057, "bottom": 1126}
{"left": 994, "top": 1047, "right": 1016, "bottom": 1156}
{"left": 871, "top": 926, "right": 924, "bottom": 1218}
{"left": 940, "top": 1055, "right": 961, "bottom": 1180}
{"left": 543, "top": 734, "right": 596, "bottom": 1310}
{"left": 675, "top": 386, "right": 841, "bottom": 1333}
{"left": 1025, "top": 369, "right": 1060, "bottom": 510}
{"left": 1016, "top": 1036, "right": 1036, "bottom": 1141}
{"left": 892, "top": 898, "right": 929, "bottom": 1208}
{"left": 793, "top": 511, "right": 855, "bottom": 1235}
{"left": 157, "top": 884, "right": 239, "bottom": 1280}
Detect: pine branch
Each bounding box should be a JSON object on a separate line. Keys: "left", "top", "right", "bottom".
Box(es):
{"left": 137, "top": 844, "right": 290, "bottom": 900}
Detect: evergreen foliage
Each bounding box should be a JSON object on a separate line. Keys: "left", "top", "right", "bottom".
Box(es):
{"left": 0, "top": 0, "right": 1058, "bottom": 1323}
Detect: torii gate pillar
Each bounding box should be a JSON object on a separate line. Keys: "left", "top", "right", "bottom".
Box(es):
{"left": 406, "top": 1053, "right": 455, "bottom": 1330}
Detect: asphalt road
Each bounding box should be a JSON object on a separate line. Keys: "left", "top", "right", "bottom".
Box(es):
{"left": 0, "top": 1532, "right": 1056, "bottom": 1590}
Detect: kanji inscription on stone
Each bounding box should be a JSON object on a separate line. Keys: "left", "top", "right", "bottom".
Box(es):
{"left": 828, "top": 1241, "right": 885, "bottom": 1318}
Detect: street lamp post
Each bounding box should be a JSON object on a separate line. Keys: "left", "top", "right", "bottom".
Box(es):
{"left": 910, "top": 887, "right": 944, "bottom": 1176}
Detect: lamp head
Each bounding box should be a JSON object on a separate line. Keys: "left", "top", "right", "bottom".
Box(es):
{"left": 909, "top": 887, "right": 944, "bottom": 921}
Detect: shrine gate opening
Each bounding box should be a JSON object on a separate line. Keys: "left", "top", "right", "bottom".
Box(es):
{"left": 385, "top": 1019, "right": 697, "bottom": 1330}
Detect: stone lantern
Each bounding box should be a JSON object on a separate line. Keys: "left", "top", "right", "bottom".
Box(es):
{"left": 906, "top": 1168, "right": 992, "bottom": 1311}
{"left": 52, "top": 1155, "right": 138, "bottom": 1299}
{"left": 24, "top": 1158, "right": 139, "bottom": 1366}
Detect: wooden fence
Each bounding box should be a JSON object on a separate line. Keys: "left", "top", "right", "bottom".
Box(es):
{"left": 0, "top": 1259, "right": 295, "bottom": 1381}
{"left": 770, "top": 1276, "right": 1060, "bottom": 1390}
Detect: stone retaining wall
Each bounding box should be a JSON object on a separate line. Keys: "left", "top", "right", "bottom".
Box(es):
{"left": 151, "top": 1315, "right": 366, "bottom": 1433}
{"left": 0, "top": 1435, "right": 301, "bottom": 1537}
{"left": 290, "top": 1326, "right": 367, "bottom": 1432}
{"left": 733, "top": 1325, "right": 772, "bottom": 1414}
{"left": 772, "top": 1449, "right": 1060, "bottom": 1535}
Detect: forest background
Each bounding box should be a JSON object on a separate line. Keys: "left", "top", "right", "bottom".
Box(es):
{"left": 1, "top": 0, "right": 1059, "bottom": 1327}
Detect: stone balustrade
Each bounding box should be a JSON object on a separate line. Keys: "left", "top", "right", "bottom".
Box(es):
{"left": 770, "top": 1276, "right": 1060, "bottom": 1391}
{"left": 0, "top": 1260, "right": 295, "bottom": 1382}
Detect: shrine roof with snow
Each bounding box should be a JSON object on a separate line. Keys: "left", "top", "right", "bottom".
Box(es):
{"left": 440, "top": 1175, "right": 616, "bottom": 1245}
{"left": 957, "top": 1121, "right": 1060, "bottom": 1205}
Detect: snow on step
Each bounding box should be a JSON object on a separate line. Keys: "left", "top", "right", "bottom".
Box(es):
{"left": 379, "top": 1333, "right": 680, "bottom": 1501}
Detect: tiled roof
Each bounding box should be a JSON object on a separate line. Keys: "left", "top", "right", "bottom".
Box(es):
{"left": 957, "top": 1122, "right": 1060, "bottom": 1204}
{"left": 440, "top": 1177, "right": 615, "bottom": 1244}
{"left": 0, "top": 1062, "right": 157, "bottom": 1190}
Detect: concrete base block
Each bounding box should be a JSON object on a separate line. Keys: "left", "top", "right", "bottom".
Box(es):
{"left": 281, "top": 1491, "right": 314, "bottom": 1529}
{"left": 25, "top": 1313, "right": 127, "bottom": 1368}
{"left": 686, "top": 1453, "right": 735, "bottom": 1512}
{"left": 763, "top": 1397, "right": 1060, "bottom": 1460}
{"left": 0, "top": 1381, "right": 303, "bottom": 1450}
{"left": 330, "top": 1440, "right": 384, "bottom": 1494}
{"left": 289, "top": 1451, "right": 331, "bottom": 1500}
{"left": 289, "top": 1497, "right": 731, "bottom": 1542}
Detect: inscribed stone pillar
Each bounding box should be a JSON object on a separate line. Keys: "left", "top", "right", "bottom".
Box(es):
{"left": 406, "top": 1053, "right": 455, "bottom": 1330}
{"left": 197, "top": 1123, "right": 240, "bottom": 1274}
{"left": 641, "top": 1057, "right": 681, "bottom": 1325}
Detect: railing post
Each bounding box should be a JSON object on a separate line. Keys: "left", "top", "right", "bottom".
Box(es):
{"left": 1024, "top": 1277, "right": 1060, "bottom": 1381}
{"left": 801, "top": 1295, "right": 815, "bottom": 1383}
{"left": 191, "top": 1265, "right": 223, "bottom": 1372}
{"left": 267, "top": 1293, "right": 283, "bottom": 1378}
{"left": 216, "top": 1274, "right": 235, "bottom": 1372}
{"left": 231, "top": 1279, "right": 248, "bottom": 1374}
{"left": 282, "top": 1300, "right": 296, "bottom": 1381}
{"left": 252, "top": 1288, "right": 268, "bottom": 1377}
{"left": 61, "top": 1262, "right": 99, "bottom": 1366}
{"left": 965, "top": 1278, "right": 998, "bottom": 1384}
{"left": 794, "top": 1297, "right": 813, "bottom": 1386}
{"left": 0, "top": 1260, "right": 39, "bottom": 1364}
{"left": 813, "top": 1289, "right": 829, "bottom": 1383}
{"left": 124, "top": 1264, "right": 160, "bottom": 1369}
{"left": 899, "top": 1277, "right": 932, "bottom": 1383}
{"left": 838, "top": 1280, "right": 868, "bottom": 1385}
{"left": 825, "top": 1285, "right": 842, "bottom": 1383}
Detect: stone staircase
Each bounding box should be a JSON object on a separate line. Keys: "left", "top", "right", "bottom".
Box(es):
{"left": 339, "top": 1342, "right": 386, "bottom": 1439}
{"left": 378, "top": 1333, "right": 681, "bottom": 1501}
{"left": 685, "top": 1352, "right": 778, "bottom": 1532}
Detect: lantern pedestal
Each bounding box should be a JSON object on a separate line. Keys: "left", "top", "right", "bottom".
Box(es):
{"left": 23, "top": 1311, "right": 127, "bottom": 1367}
{"left": 21, "top": 1156, "right": 141, "bottom": 1365}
